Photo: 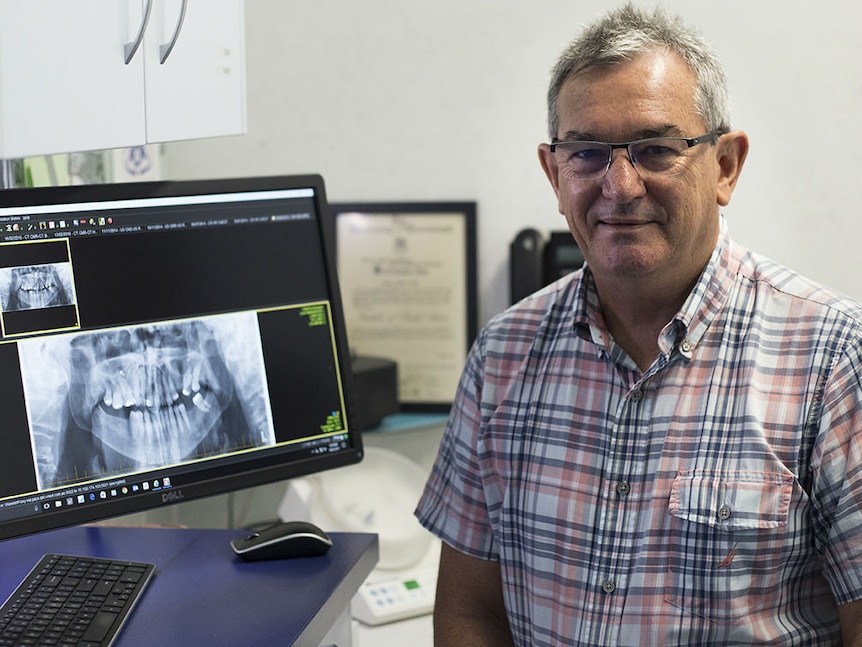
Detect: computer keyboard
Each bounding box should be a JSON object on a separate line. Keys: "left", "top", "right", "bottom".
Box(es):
{"left": 0, "top": 553, "right": 155, "bottom": 647}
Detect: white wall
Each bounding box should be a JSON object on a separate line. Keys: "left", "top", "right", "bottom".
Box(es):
{"left": 163, "top": 0, "right": 862, "bottom": 325}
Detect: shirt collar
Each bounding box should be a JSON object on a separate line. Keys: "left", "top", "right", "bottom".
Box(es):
{"left": 671, "top": 215, "right": 739, "bottom": 356}
{"left": 571, "top": 262, "right": 607, "bottom": 348}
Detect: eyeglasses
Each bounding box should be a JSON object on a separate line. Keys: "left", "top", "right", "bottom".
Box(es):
{"left": 548, "top": 131, "right": 723, "bottom": 179}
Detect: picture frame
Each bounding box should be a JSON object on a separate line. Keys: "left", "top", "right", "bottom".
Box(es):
{"left": 328, "top": 202, "right": 478, "bottom": 412}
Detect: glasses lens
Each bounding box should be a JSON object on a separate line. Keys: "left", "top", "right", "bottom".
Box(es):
{"left": 629, "top": 138, "right": 689, "bottom": 174}
{"left": 552, "top": 142, "right": 611, "bottom": 178}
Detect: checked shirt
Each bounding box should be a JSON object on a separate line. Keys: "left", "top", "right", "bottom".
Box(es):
{"left": 416, "top": 220, "right": 862, "bottom": 646}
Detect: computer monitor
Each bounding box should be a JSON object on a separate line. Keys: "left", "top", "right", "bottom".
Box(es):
{"left": 0, "top": 174, "right": 362, "bottom": 542}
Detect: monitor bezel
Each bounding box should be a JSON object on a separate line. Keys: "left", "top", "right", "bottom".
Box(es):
{"left": 0, "top": 174, "right": 364, "bottom": 542}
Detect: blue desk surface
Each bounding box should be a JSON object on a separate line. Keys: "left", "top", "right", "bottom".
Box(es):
{"left": 0, "top": 525, "right": 378, "bottom": 646}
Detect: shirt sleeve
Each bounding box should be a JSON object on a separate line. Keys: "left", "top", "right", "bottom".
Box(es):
{"left": 810, "top": 336, "right": 862, "bottom": 605}
{"left": 414, "top": 331, "right": 499, "bottom": 561}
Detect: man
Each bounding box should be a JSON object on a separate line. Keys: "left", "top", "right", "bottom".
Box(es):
{"left": 415, "top": 4, "right": 862, "bottom": 645}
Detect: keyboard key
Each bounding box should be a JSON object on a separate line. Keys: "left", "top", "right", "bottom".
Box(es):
{"left": 81, "top": 612, "right": 118, "bottom": 642}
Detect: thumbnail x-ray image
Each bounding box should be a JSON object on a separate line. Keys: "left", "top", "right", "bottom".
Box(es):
{"left": 19, "top": 313, "right": 276, "bottom": 489}
{"left": 0, "top": 263, "right": 75, "bottom": 312}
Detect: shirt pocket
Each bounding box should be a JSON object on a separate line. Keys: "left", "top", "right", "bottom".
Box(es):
{"left": 664, "top": 470, "right": 794, "bottom": 622}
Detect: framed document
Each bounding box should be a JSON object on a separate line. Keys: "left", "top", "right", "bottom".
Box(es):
{"left": 329, "top": 202, "right": 477, "bottom": 411}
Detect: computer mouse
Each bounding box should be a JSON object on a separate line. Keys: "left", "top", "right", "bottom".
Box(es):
{"left": 230, "top": 520, "right": 333, "bottom": 561}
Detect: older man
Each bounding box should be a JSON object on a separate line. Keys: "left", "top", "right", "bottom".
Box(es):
{"left": 416, "top": 4, "right": 862, "bottom": 645}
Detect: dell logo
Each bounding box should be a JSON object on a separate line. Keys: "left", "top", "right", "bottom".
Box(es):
{"left": 161, "top": 490, "right": 185, "bottom": 503}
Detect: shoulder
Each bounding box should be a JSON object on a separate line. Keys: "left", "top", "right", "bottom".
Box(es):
{"left": 457, "top": 273, "right": 585, "bottom": 394}
{"left": 734, "top": 243, "right": 862, "bottom": 329}
{"left": 480, "top": 272, "right": 582, "bottom": 348}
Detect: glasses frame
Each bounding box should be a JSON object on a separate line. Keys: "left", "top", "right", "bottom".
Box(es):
{"left": 548, "top": 130, "right": 724, "bottom": 179}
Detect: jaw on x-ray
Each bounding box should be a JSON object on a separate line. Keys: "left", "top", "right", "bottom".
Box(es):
{"left": 2, "top": 263, "right": 74, "bottom": 312}
{"left": 20, "top": 315, "right": 275, "bottom": 489}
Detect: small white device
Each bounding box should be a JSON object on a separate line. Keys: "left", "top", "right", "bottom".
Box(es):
{"left": 351, "top": 567, "right": 438, "bottom": 626}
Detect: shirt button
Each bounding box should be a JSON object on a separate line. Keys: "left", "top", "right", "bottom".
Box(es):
{"left": 717, "top": 504, "right": 732, "bottom": 521}
{"left": 602, "top": 579, "right": 616, "bottom": 594}
{"left": 680, "top": 340, "right": 692, "bottom": 353}
{"left": 629, "top": 388, "right": 643, "bottom": 403}
{"left": 616, "top": 481, "right": 630, "bottom": 496}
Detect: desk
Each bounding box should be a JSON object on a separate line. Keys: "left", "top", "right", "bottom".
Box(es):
{"left": 0, "top": 525, "right": 378, "bottom": 646}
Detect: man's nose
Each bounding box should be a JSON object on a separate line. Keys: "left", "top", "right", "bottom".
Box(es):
{"left": 602, "top": 149, "right": 647, "bottom": 202}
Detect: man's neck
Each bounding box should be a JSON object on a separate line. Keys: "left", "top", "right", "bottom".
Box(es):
{"left": 593, "top": 272, "right": 695, "bottom": 372}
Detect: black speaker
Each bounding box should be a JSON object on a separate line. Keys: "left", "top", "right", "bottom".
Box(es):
{"left": 351, "top": 355, "right": 399, "bottom": 430}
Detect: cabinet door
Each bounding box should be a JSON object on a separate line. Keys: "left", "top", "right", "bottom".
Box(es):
{"left": 0, "top": 0, "right": 147, "bottom": 158}
{"left": 143, "top": 0, "right": 246, "bottom": 143}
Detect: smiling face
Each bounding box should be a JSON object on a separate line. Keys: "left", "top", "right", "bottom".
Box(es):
{"left": 539, "top": 49, "right": 740, "bottom": 292}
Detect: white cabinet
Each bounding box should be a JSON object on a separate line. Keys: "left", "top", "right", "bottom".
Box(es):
{"left": 0, "top": 0, "right": 245, "bottom": 159}
{"left": 143, "top": 0, "right": 245, "bottom": 144}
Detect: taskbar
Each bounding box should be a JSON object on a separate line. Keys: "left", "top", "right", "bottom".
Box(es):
{"left": 0, "top": 432, "right": 352, "bottom": 525}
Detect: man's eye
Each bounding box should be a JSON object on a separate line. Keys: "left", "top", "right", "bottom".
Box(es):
{"left": 638, "top": 144, "right": 676, "bottom": 157}
{"left": 572, "top": 146, "right": 607, "bottom": 161}
{"left": 635, "top": 140, "right": 683, "bottom": 159}
{"left": 554, "top": 143, "right": 607, "bottom": 163}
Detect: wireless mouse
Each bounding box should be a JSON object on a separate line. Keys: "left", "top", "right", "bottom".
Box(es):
{"left": 231, "top": 520, "right": 333, "bottom": 561}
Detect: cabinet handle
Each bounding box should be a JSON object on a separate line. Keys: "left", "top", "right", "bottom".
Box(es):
{"left": 159, "top": 0, "right": 189, "bottom": 64}
{"left": 124, "top": 0, "right": 154, "bottom": 65}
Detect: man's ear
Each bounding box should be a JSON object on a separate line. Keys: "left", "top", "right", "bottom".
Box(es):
{"left": 716, "top": 130, "right": 749, "bottom": 207}
{"left": 538, "top": 143, "right": 563, "bottom": 210}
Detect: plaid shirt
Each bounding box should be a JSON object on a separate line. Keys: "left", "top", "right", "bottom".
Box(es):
{"left": 415, "top": 220, "right": 862, "bottom": 646}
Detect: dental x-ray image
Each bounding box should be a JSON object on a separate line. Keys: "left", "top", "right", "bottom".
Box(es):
{"left": 0, "top": 263, "right": 75, "bottom": 312}
{"left": 18, "top": 313, "right": 276, "bottom": 489}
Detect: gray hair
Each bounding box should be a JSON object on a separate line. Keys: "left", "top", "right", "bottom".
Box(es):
{"left": 547, "top": 3, "right": 731, "bottom": 140}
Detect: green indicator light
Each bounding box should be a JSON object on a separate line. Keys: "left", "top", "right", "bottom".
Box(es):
{"left": 403, "top": 579, "right": 420, "bottom": 590}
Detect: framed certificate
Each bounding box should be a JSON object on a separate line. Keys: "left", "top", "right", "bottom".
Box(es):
{"left": 329, "top": 202, "right": 477, "bottom": 411}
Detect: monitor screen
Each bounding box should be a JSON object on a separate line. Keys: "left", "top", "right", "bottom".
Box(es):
{"left": 0, "top": 174, "right": 362, "bottom": 542}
